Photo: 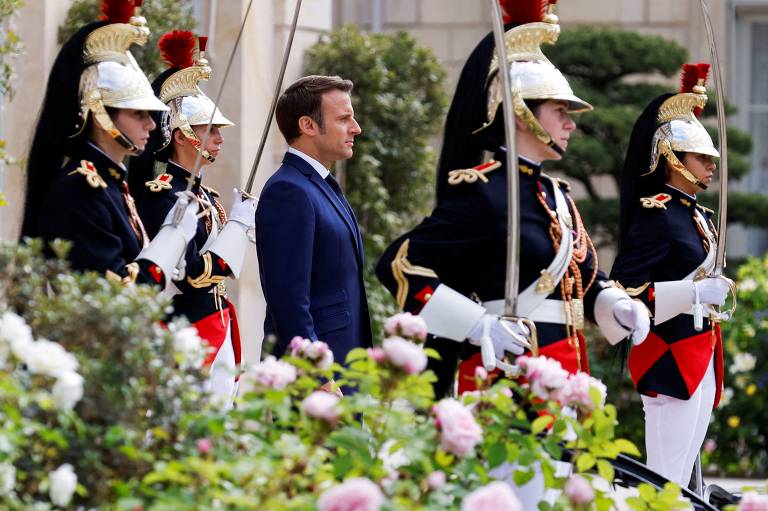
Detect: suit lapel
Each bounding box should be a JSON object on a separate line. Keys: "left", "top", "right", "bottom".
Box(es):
{"left": 283, "top": 152, "right": 362, "bottom": 262}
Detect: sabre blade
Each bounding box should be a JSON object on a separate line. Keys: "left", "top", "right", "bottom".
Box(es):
{"left": 488, "top": 0, "right": 521, "bottom": 317}
{"left": 699, "top": 0, "right": 728, "bottom": 275}
{"left": 244, "top": 0, "right": 303, "bottom": 194}
{"left": 186, "top": 0, "right": 256, "bottom": 189}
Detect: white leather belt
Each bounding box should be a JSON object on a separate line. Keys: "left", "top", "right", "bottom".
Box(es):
{"left": 483, "top": 299, "right": 572, "bottom": 325}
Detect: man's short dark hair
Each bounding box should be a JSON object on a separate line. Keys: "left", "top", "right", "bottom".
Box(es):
{"left": 276, "top": 75, "right": 354, "bottom": 143}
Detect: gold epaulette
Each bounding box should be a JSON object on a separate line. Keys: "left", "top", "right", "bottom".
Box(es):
{"left": 67, "top": 160, "right": 107, "bottom": 189}
{"left": 390, "top": 239, "right": 438, "bottom": 309}
{"left": 187, "top": 253, "right": 227, "bottom": 289}
{"left": 145, "top": 173, "right": 174, "bottom": 192}
{"left": 696, "top": 204, "right": 715, "bottom": 216}
{"left": 447, "top": 160, "right": 501, "bottom": 185}
{"left": 640, "top": 193, "right": 671, "bottom": 209}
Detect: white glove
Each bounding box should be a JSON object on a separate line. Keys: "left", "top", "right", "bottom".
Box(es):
{"left": 613, "top": 299, "right": 650, "bottom": 346}
{"left": 468, "top": 314, "right": 529, "bottom": 360}
{"left": 162, "top": 193, "right": 198, "bottom": 243}
{"left": 695, "top": 277, "right": 730, "bottom": 306}
{"left": 228, "top": 188, "right": 257, "bottom": 229}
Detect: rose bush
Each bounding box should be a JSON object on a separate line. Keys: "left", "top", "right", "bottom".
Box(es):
{"left": 0, "top": 241, "right": 697, "bottom": 510}
{"left": 702, "top": 256, "right": 768, "bottom": 476}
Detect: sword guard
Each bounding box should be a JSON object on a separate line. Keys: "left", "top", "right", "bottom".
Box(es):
{"left": 499, "top": 315, "right": 539, "bottom": 356}
{"left": 705, "top": 273, "right": 738, "bottom": 322}
{"left": 236, "top": 187, "right": 258, "bottom": 202}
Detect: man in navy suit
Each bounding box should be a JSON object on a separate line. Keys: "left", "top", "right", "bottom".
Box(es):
{"left": 256, "top": 75, "right": 372, "bottom": 368}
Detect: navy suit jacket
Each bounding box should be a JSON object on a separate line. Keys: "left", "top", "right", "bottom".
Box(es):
{"left": 255, "top": 151, "right": 372, "bottom": 365}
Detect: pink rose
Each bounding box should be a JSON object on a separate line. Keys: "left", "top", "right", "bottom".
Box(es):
{"left": 368, "top": 347, "right": 386, "bottom": 363}
{"left": 564, "top": 474, "right": 595, "bottom": 506}
{"left": 383, "top": 313, "right": 428, "bottom": 341}
{"left": 382, "top": 336, "right": 427, "bottom": 375}
{"left": 703, "top": 439, "right": 717, "bottom": 454}
{"left": 740, "top": 492, "right": 768, "bottom": 511}
{"left": 427, "top": 470, "right": 446, "bottom": 490}
{"left": 383, "top": 313, "right": 428, "bottom": 342}
{"left": 253, "top": 356, "right": 297, "bottom": 390}
{"left": 517, "top": 356, "right": 569, "bottom": 401}
{"left": 434, "top": 399, "right": 483, "bottom": 457}
{"left": 302, "top": 391, "right": 341, "bottom": 423}
{"left": 475, "top": 366, "right": 489, "bottom": 381}
{"left": 558, "top": 372, "right": 607, "bottom": 411}
{"left": 196, "top": 438, "right": 212, "bottom": 455}
{"left": 290, "top": 337, "right": 334, "bottom": 369}
{"left": 289, "top": 336, "right": 309, "bottom": 356}
{"left": 317, "top": 477, "right": 384, "bottom": 511}
{"left": 461, "top": 481, "right": 521, "bottom": 511}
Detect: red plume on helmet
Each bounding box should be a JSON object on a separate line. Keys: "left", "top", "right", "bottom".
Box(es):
{"left": 680, "top": 62, "right": 711, "bottom": 117}
{"left": 498, "top": 0, "right": 547, "bottom": 25}
{"left": 158, "top": 30, "right": 197, "bottom": 69}
{"left": 100, "top": 0, "right": 135, "bottom": 23}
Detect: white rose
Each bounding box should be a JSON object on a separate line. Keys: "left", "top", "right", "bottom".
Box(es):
{"left": 173, "top": 327, "right": 205, "bottom": 367}
{"left": 0, "top": 461, "right": 16, "bottom": 494}
{"left": 738, "top": 278, "right": 758, "bottom": 293}
{"left": 24, "top": 339, "right": 78, "bottom": 377}
{"left": 0, "top": 311, "right": 34, "bottom": 361}
{"left": 49, "top": 463, "right": 77, "bottom": 507}
{"left": 720, "top": 387, "right": 734, "bottom": 407}
{"left": 729, "top": 352, "right": 756, "bottom": 374}
{"left": 52, "top": 371, "right": 85, "bottom": 411}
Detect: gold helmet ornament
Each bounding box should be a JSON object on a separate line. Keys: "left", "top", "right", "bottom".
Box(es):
{"left": 477, "top": 0, "right": 592, "bottom": 155}
{"left": 155, "top": 30, "right": 234, "bottom": 163}
{"left": 646, "top": 63, "right": 719, "bottom": 190}
{"left": 74, "top": 0, "right": 169, "bottom": 155}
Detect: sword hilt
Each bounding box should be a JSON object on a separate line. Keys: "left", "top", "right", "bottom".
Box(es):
{"left": 705, "top": 274, "right": 737, "bottom": 322}
{"left": 234, "top": 187, "right": 258, "bottom": 244}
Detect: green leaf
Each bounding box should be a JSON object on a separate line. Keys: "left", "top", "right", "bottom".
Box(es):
{"left": 625, "top": 496, "right": 649, "bottom": 511}
{"left": 596, "top": 459, "right": 615, "bottom": 482}
{"left": 487, "top": 441, "right": 507, "bottom": 469}
{"left": 638, "top": 483, "right": 656, "bottom": 501}
{"left": 532, "top": 415, "right": 555, "bottom": 435}
{"left": 333, "top": 453, "right": 354, "bottom": 479}
{"left": 576, "top": 452, "right": 596, "bottom": 472}
{"left": 435, "top": 449, "right": 455, "bottom": 468}
{"left": 345, "top": 348, "right": 370, "bottom": 363}
{"left": 513, "top": 468, "right": 535, "bottom": 486}
{"left": 613, "top": 438, "right": 642, "bottom": 457}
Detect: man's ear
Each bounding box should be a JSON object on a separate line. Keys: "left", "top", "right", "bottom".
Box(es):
{"left": 297, "top": 115, "right": 317, "bottom": 137}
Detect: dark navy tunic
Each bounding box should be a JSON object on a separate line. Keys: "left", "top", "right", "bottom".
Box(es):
{"left": 610, "top": 185, "right": 723, "bottom": 405}
{"left": 376, "top": 151, "right": 610, "bottom": 396}
{"left": 38, "top": 143, "right": 163, "bottom": 285}
{"left": 135, "top": 161, "right": 233, "bottom": 325}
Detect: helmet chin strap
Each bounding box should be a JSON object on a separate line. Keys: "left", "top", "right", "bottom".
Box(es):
{"left": 511, "top": 93, "right": 565, "bottom": 157}
{"left": 661, "top": 141, "right": 708, "bottom": 191}
{"left": 179, "top": 123, "right": 216, "bottom": 163}
{"left": 79, "top": 93, "right": 143, "bottom": 156}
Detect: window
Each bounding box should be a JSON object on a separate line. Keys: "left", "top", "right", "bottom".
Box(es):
{"left": 731, "top": 4, "right": 768, "bottom": 256}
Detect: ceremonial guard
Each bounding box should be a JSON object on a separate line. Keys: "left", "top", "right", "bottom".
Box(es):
{"left": 20, "top": 0, "right": 198, "bottom": 289}
{"left": 610, "top": 64, "right": 731, "bottom": 486}
{"left": 376, "top": 0, "right": 649, "bottom": 396}
{"left": 129, "top": 30, "right": 255, "bottom": 402}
